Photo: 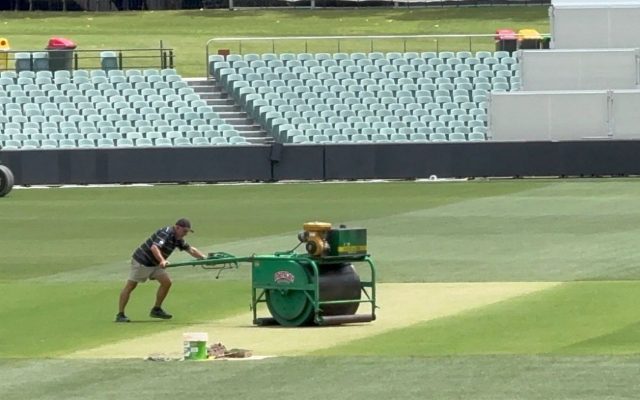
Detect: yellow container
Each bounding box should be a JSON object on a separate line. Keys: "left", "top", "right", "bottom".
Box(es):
{"left": 518, "top": 29, "right": 542, "bottom": 40}
{"left": 518, "top": 29, "right": 542, "bottom": 50}
{"left": 0, "top": 38, "right": 10, "bottom": 70}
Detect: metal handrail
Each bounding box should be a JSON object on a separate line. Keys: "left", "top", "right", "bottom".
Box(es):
{"left": 204, "top": 33, "right": 551, "bottom": 79}
{"left": 0, "top": 46, "right": 174, "bottom": 72}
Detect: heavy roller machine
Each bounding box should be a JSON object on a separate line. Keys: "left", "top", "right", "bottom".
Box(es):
{"left": 170, "top": 222, "right": 376, "bottom": 326}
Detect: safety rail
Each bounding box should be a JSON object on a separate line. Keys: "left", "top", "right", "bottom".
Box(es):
{"left": 205, "top": 33, "right": 550, "bottom": 79}
{"left": 0, "top": 45, "right": 174, "bottom": 72}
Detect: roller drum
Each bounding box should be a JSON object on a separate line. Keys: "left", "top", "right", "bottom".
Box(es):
{"left": 318, "top": 263, "right": 361, "bottom": 317}
{"left": 265, "top": 262, "right": 361, "bottom": 326}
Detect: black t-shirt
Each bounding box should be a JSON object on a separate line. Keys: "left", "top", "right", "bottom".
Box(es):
{"left": 132, "top": 226, "right": 190, "bottom": 267}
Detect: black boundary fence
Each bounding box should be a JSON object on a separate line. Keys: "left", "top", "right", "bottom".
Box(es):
{"left": 1, "top": 140, "right": 639, "bottom": 185}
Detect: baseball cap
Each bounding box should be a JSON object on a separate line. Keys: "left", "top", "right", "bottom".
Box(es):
{"left": 175, "top": 218, "right": 194, "bottom": 233}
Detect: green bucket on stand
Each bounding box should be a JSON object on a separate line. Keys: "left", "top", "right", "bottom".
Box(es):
{"left": 183, "top": 332, "right": 208, "bottom": 360}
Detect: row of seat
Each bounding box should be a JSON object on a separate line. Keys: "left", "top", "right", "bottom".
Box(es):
{"left": 1, "top": 135, "right": 252, "bottom": 150}
{"left": 227, "top": 77, "right": 512, "bottom": 94}
{"left": 0, "top": 74, "right": 185, "bottom": 88}
{"left": 288, "top": 130, "right": 485, "bottom": 144}
{"left": 217, "top": 60, "right": 518, "bottom": 78}
{"left": 0, "top": 82, "right": 194, "bottom": 101}
{"left": 1, "top": 126, "right": 242, "bottom": 140}
{"left": 274, "top": 124, "right": 486, "bottom": 143}
{"left": 2, "top": 125, "right": 241, "bottom": 139}
{"left": 250, "top": 93, "right": 489, "bottom": 112}
{"left": 1, "top": 68, "right": 180, "bottom": 81}
{"left": 245, "top": 91, "right": 491, "bottom": 114}
{"left": 0, "top": 113, "right": 226, "bottom": 127}
{"left": 209, "top": 50, "right": 516, "bottom": 66}
{"left": 277, "top": 119, "right": 489, "bottom": 132}
{"left": 219, "top": 59, "right": 516, "bottom": 81}
{"left": 266, "top": 115, "right": 489, "bottom": 131}
{"left": 1, "top": 101, "right": 214, "bottom": 113}
{"left": 219, "top": 69, "right": 517, "bottom": 90}
{"left": 0, "top": 114, "right": 225, "bottom": 128}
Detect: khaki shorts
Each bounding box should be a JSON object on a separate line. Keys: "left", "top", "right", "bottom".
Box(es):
{"left": 128, "top": 258, "right": 169, "bottom": 283}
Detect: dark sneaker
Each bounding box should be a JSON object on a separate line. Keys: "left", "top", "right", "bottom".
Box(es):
{"left": 115, "top": 313, "right": 130, "bottom": 323}
{"left": 150, "top": 307, "right": 172, "bottom": 320}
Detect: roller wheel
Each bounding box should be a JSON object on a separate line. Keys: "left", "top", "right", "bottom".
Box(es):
{"left": 265, "top": 263, "right": 361, "bottom": 327}
{"left": 0, "top": 165, "right": 14, "bottom": 198}
{"left": 266, "top": 289, "right": 315, "bottom": 327}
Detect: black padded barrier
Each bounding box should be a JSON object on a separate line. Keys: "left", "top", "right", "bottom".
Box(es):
{"left": 1, "top": 146, "right": 271, "bottom": 185}
{"left": 272, "top": 144, "right": 325, "bottom": 181}
{"left": 3, "top": 141, "right": 640, "bottom": 185}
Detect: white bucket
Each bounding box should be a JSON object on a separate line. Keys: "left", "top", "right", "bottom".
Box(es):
{"left": 183, "top": 332, "right": 209, "bottom": 360}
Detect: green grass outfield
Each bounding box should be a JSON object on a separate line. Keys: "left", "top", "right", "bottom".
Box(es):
{"left": 2, "top": 180, "right": 640, "bottom": 399}
{"left": 0, "top": 7, "right": 549, "bottom": 76}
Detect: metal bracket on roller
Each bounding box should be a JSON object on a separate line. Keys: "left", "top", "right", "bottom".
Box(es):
{"left": 317, "top": 314, "right": 376, "bottom": 326}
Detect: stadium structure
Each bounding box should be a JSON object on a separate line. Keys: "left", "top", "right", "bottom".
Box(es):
{"left": 2, "top": 0, "right": 640, "bottom": 185}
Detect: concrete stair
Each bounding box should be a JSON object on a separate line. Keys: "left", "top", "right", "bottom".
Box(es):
{"left": 186, "top": 78, "right": 272, "bottom": 145}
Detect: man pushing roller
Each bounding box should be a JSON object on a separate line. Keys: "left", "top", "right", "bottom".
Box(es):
{"left": 115, "top": 218, "right": 206, "bottom": 323}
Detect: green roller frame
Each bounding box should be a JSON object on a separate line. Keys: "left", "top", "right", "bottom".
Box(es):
{"left": 169, "top": 250, "right": 377, "bottom": 327}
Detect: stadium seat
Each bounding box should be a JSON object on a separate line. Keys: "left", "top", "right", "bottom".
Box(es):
{"left": 14, "top": 53, "right": 33, "bottom": 73}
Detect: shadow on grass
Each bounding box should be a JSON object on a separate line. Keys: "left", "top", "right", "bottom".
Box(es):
{"left": 555, "top": 320, "right": 640, "bottom": 355}
{"left": 123, "top": 320, "right": 165, "bottom": 324}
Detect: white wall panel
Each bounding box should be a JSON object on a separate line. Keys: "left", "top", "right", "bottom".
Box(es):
{"left": 519, "top": 49, "right": 639, "bottom": 90}
{"left": 488, "top": 91, "right": 610, "bottom": 141}
{"left": 551, "top": 6, "right": 640, "bottom": 49}
{"left": 548, "top": 93, "right": 609, "bottom": 140}
{"left": 488, "top": 93, "right": 550, "bottom": 141}
{"left": 611, "top": 91, "right": 640, "bottom": 138}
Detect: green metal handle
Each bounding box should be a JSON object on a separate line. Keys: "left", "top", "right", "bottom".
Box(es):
{"left": 168, "top": 252, "right": 252, "bottom": 269}
{"left": 167, "top": 252, "right": 256, "bottom": 279}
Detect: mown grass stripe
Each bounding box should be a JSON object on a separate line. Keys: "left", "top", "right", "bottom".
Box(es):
{"left": 317, "top": 281, "right": 640, "bottom": 356}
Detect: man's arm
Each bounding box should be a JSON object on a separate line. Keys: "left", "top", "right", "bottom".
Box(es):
{"left": 150, "top": 244, "right": 169, "bottom": 268}
{"left": 187, "top": 246, "right": 206, "bottom": 259}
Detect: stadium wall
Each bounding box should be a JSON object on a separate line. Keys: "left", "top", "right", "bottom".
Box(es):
{"left": 550, "top": 2, "right": 640, "bottom": 49}
{"left": 488, "top": 90, "right": 640, "bottom": 141}
{"left": 3, "top": 141, "right": 640, "bottom": 185}
{"left": 518, "top": 48, "right": 640, "bottom": 91}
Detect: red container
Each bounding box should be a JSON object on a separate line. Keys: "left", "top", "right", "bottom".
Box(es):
{"left": 495, "top": 29, "right": 517, "bottom": 53}
{"left": 46, "top": 37, "right": 77, "bottom": 71}
{"left": 46, "top": 37, "right": 76, "bottom": 50}
{"left": 495, "top": 29, "right": 517, "bottom": 41}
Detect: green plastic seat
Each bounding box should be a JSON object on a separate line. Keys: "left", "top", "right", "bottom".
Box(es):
{"left": 210, "top": 137, "right": 228, "bottom": 145}
{"left": 135, "top": 138, "right": 154, "bottom": 147}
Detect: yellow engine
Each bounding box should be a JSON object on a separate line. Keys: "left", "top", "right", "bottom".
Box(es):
{"left": 298, "top": 222, "right": 332, "bottom": 256}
